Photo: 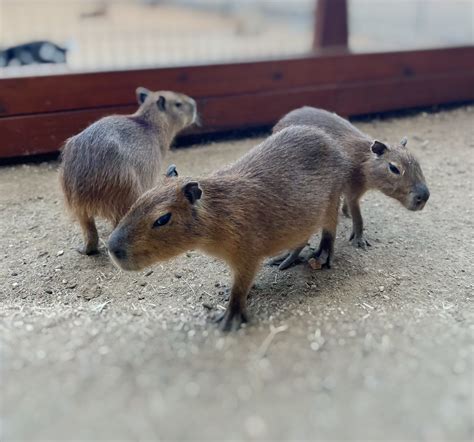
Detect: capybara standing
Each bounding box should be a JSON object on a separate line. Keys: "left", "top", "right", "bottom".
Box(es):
{"left": 273, "top": 107, "right": 430, "bottom": 249}
{"left": 60, "top": 88, "right": 197, "bottom": 254}
{"left": 108, "top": 126, "right": 353, "bottom": 331}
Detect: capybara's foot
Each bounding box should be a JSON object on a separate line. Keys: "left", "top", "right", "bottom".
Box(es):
{"left": 269, "top": 254, "right": 303, "bottom": 271}
{"left": 268, "top": 246, "right": 304, "bottom": 271}
{"left": 76, "top": 244, "right": 100, "bottom": 255}
{"left": 349, "top": 232, "right": 371, "bottom": 249}
{"left": 214, "top": 308, "right": 248, "bottom": 332}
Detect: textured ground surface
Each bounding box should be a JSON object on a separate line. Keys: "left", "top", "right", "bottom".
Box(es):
{"left": 1, "top": 106, "right": 473, "bottom": 441}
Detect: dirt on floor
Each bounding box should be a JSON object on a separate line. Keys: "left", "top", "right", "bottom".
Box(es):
{"left": 1, "top": 106, "right": 473, "bottom": 441}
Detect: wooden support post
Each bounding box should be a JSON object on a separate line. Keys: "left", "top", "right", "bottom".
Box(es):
{"left": 313, "top": 0, "right": 349, "bottom": 50}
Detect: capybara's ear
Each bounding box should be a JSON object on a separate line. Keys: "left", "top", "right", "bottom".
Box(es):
{"left": 136, "top": 87, "right": 150, "bottom": 105}
{"left": 165, "top": 164, "right": 178, "bottom": 178}
{"left": 183, "top": 182, "right": 202, "bottom": 204}
{"left": 400, "top": 137, "right": 408, "bottom": 147}
{"left": 371, "top": 140, "right": 388, "bottom": 156}
{"left": 157, "top": 95, "right": 167, "bottom": 111}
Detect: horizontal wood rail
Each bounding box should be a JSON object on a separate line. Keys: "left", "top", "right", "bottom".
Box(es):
{"left": 0, "top": 46, "right": 473, "bottom": 158}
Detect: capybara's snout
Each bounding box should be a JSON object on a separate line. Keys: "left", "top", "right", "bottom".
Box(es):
{"left": 408, "top": 183, "right": 430, "bottom": 211}
{"left": 108, "top": 228, "right": 131, "bottom": 270}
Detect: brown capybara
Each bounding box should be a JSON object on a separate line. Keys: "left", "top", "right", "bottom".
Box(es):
{"left": 273, "top": 107, "right": 429, "bottom": 250}
{"left": 59, "top": 88, "right": 197, "bottom": 255}
{"left": 107, "top": 126, "right": 353, "bottom": 331}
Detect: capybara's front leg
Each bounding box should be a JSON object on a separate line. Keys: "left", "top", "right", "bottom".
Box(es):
{"left": 77, "top": 212, "right": 99, "bottom": 255}
{"left": 348, "top": 198, "right": 371, "bottom": 249}
{"left": 269, "top": 243, "right": 306, "bottom": 271}
{"left": 215, "top": 262, "right": 258, "bottom": 332}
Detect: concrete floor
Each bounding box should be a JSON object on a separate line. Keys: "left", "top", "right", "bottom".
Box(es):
{"left": 1, "top": 106, "right": 473, "bottom": 440}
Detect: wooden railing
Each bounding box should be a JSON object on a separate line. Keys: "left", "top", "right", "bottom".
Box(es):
{"left": 0, "top": 0, "right": 473, "bottom": 158}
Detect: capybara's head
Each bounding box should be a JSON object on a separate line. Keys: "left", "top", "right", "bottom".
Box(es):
{"left": 367, "top": 137, "right": 429, "bottom": 211}
{"left": 108, "top": 178, "right": 203, "bottom": 271}
{"left": 135, "top": 87, "right": 198, "bottom": 131}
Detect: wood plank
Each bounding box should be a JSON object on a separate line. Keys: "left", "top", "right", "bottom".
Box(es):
{"left": 313, "top": 0, "right": 348, "bottom": 49}
{"left": 1, "top": 70, "right": 472, "bottom": 158}
{"left": 1, "top": 46, "right": 473, "bottom": 117}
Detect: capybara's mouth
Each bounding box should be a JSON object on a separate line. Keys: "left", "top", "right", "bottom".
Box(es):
{"left": 193, "top": 111, "right": 202, "bottom": 127}
{"left": 108, "top": 250, "right": 142, "bottom": 272}
{"left": 406, "top": 200, "right": 426, "bottom": 211}
{"left": 406, "top": 194, "right": 428, "bottom": 211}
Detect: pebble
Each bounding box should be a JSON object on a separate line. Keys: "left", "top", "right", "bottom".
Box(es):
{"left": 83, "top": 285, "right": 101, "bottom": 300}
{"left": 308, "top": 257, "right": 322, "bottom": 270}
{"left": 57, "top": 250, "right": 64, "bottom": 256}
{"left": 174, "top": 273, "right": 182, "bottom": 279}
{"left": 144, "top": 270, "right": 154, "bottom": 277}
{"left": 139, "top": 281, "right": 147, "bottom": 287}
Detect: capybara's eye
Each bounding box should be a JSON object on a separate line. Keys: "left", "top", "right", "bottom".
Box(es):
{"left": 153, "top": 213, "right": 172, "bottom": 228}
{"left": 389, "top": 163, "right": 400, "bottom": 175}
{"left": 175, "top": 102, "right": 182, "bottom": 108}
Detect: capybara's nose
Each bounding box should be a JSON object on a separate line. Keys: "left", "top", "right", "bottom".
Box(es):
{"left": 111, "top": 247, "right": 127, "bottom": 261}
{"left": 108, "top": 231, "right": 127, "bottom": 261}
{"left": 415, "top": 184, "right": 430, "bottom": 205}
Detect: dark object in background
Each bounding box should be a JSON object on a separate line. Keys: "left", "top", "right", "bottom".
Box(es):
{"left": 0, "top": 41, "right": 67, "bottom": 67}
{"left": 80, "top": 1, "right": 108, "bottom": 19}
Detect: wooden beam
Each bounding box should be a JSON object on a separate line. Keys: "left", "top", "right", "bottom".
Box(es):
{"left": 1, "top": 47, "right": 473, "bottom": 117}
{"left": 0, "top": 46, "right": 473, "bottom": 158}
{"left": 1, "top": 70, "right": 472, "bottom": 158}
{"left": 313, "top": 0, "right": 349, "bottom": 50}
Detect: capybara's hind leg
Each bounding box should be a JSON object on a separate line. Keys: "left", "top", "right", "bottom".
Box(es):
{"left": 77, "top": 213, "right": 99, "bottom": 255}
{"left": 310, "top": 196, "right": 340, "bottom": 269}
{"left": 269, "top": 243, "right": 306, "bottom": 271}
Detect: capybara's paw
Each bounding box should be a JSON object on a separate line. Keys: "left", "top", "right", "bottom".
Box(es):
{"left": 76, "top": 244, "right": 100, "bottom": 256}
{"left": 268, "top": 254, "right": 286, "bottom": 267}
{"left": 349, "top": 233, "right": 371, "bottom": 249}
{"left": 214, "top": 308, "right": 248, "bottom": 332}
{"left": 268, "top": 253, "right": 303, "bottom": 271}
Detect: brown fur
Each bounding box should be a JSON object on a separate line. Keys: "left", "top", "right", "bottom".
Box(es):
{"left": 273, "top": 107, "right": 430, "bottom": 248}
{"left": 59, "top": 88, "right": 197, "bottom": 254}
{"left": 108, "top": 126, "right": 353, "bottom": 330}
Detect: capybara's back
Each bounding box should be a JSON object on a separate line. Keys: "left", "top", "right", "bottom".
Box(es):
{"left": 60, "top": 119, "right": 146, "bottom": 225}
{"left": 273, "top": 106, "right": 367, "bottom": 142}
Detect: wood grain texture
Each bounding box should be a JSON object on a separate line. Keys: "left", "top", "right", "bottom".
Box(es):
{"left": 1, "top": 47, "right": 473, "bottom": 158}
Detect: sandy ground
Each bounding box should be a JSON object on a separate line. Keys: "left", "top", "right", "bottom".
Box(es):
{"left": 1, "top": 106, "right": 473, "bottom": 440}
